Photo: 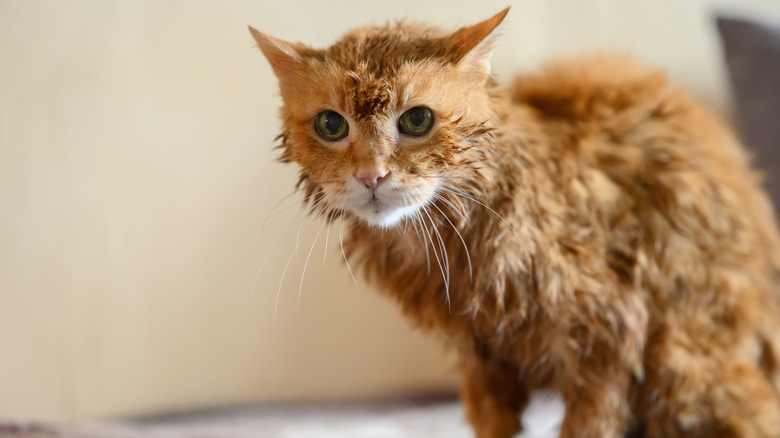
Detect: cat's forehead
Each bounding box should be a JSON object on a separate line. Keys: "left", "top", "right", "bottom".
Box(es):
{"left": 293, "top": 23, "right": 452, "bottom": 121}
{"left": 343, "top": 72, "right": 393, "bottom": 121}
{"left": 323, "top": 22, "right": 451, "bottom": 75}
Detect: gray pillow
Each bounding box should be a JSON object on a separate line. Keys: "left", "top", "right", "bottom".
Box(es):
{"left": 717, "top": 16, "right": 780, "bottom": 208}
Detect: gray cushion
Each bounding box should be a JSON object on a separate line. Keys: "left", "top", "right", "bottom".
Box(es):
{"left": 717, "top": 16, "right": 780, "bottom": 208}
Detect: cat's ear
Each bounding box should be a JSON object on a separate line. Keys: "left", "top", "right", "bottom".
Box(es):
{"left": 248, "top": 26, "right": 301, "bottom": 82}
{"left": 446, "top": 7, "right": 509, "bottom": 76}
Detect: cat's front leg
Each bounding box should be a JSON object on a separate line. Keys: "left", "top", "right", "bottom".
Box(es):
{"left": 558, "top": 344, "right": 634, "bottom": 438}
{"left": 459, "top": 354, "right": 529, "bottom": 438}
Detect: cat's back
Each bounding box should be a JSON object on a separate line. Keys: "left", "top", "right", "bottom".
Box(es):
{"left": 509, "top": 54, "right": 775, "bottom": 237}
{"left": 507, "top": 54, "right": 780, "bottom": 311}
{"left": 509, "top": 55, "right": 669, "bottom": 124}
{"left": 508, "top": 54, "right": 742, "bottom": 171}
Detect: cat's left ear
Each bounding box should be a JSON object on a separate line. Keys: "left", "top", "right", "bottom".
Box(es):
{"left": 248, "top": 26, "right": 301, "bottom": 82}
{"left": 447, "top": 7, "right": 509, "bottom": 76}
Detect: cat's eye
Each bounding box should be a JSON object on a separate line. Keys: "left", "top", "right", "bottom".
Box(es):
{"left": 314, "top": 110, "right": 349, "bottom": 141}
{"left": 398, "top": 106, "right": 434, "bottom": 136}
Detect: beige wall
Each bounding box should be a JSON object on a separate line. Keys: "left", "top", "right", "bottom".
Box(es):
{"left": 0, "top": 0, "right": 773, "bottom": 422}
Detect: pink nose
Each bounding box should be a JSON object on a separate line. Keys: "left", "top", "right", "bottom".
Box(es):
{"left": 355, "top": 165, "right": 389, "bottom": 190}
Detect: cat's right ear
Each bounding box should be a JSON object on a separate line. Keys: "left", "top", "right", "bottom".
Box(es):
{"left": 248, "top": 26, "right": 301, "bottom": 82}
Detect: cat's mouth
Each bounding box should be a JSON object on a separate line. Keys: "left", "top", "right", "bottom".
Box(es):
{"left": 351, "top": 192, "right": 423, "bottom": 228}
{"left": 333, "top": 179, "right": 436, "bottom": 229}
{"left": 371, "top": 199, "right": 382, "bottom": 213}
{"left": 361, "top": 195, "right": 393, "bottom": 219}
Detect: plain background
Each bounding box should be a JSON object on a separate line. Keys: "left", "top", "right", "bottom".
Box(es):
{"left": 1, "top": 0, "right": 778, "bottom": 421}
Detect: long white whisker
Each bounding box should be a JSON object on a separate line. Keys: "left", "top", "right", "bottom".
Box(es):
{"left": 294, "top": 217, "right": 303, "bottom": 261}
{"left": 251, "top": 254, "right": 272, "bottom": 293}
{"left": 407, "top": 214, "right": 426, "bottom": 268}
{"left": 253, "top": 199, "right": 319, "bottom": 300}
{"left": 275, "top": 221, "right": 305, "bottom": 319}
{"left": 424, "top": 207, "right": 449, "bottom": 282}
{"left": 297, "top": 228, "right": 321, "bottom": 312}
{"left": 439, "top": 187, "right": 522, "bottom": 241}
{"left": 431, "top": 201, "right": 473, "bottom": 285}
{"left": 323, "top": 217, "right": 332, "bottom": 265}
{"left": 340, "top": 218, "right": 358, "bottom": 286}
{"left": 423, "top": 207, "right": 451, "bottom": 311}
{"left": 260, "top": 187, "right": 303, "bottom": 236}
{"left": 418, "top": 210, "right": 449, "bottom": 303}
{"left": 275, "top": 196, "right": 325, "bottom": 242}
{"left": 305, "top": 192, "right": 333, "bottom": 217}
{"left": 433, "top": 193, "right": 467, "bottom": 223}
{"left": 414, "top": 211, "right": 431, "bottom": 276}
{"left": 227, "top": 189, "right": 302, "bottom": 280}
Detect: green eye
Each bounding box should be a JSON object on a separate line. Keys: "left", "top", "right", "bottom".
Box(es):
{"left": 314, "top": 110, "right": 349, "bottom": 141}
{"left": 398, "top": 106, "right": 434, "bottom": 136}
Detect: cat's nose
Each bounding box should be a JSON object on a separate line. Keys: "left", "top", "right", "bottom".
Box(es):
{"left": 355, "top": 165, "right": 389, "bottom": 190}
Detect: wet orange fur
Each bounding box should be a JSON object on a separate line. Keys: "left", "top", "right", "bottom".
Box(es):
{"left": 250, "top": 9, "right": 780, "bottom": 438}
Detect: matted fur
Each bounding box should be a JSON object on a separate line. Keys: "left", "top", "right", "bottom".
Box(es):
{"left": 250, "top": 9, "right": 780, "bottom": 438}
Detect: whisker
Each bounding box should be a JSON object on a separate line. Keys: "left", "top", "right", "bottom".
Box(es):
{"left": 251, "top": 253, "right": 272, "bottom": 293}
{"left": 418, "top": 210, "right": 449, "bottom": 302}
{"left": 260, "top": 187, "right": 303, "bottom": 236}
{"left": 424, "top": 206, "right": 450, "bottom": 280}
{"left": 251, "top": 200, "right": 316, "bottom": 300}
{"left": 305, "top": 192, "right": 333, "bottom": 217}
{"left": 275, "top": 196, "right": 326, "bottom": 243}
{"left": 297, "top": 228, "right": 321, "bottom": 312}
{"left": 323, "top": 214, "right": 333, "bottom": 265}
{"left": 439, "top": 186, "right": 523, "bottom": 241}
{"left": 414, "top": 211, "right": 431, "bottom": 276}
{"left": 221, "top": 188, "right": 302, "bottom": 282}
{"left": 434, "top": 193, "right": 467, "bottom": 223}
{"left": 340, "top": 218, "right": 359, "bottom": 286}
{"left": 294, "top": 216, "right": 303, "bottom": 261}
{"left": 275, "top": 221, "right": 305, "bottom": 319}
{"left": 430, "top": 200, "right": 473, "bottom": 285}
{"left": 423, "top": 207, "right": 451, "bottom": 311}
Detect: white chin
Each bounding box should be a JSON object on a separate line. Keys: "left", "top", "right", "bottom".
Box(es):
{"left": 352, "top": 203, "right": 421, "bottom": 228}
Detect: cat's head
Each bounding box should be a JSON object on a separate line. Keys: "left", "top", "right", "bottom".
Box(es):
{"left": 250, "top": 9, "right": 508, "bottom": 228}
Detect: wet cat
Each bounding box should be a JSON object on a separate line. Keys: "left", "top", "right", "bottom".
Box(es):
{"left": 249, "top": 8, "right": 780, "bottom": 438}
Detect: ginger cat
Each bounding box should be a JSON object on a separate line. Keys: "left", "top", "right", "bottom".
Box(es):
{"left": 249, "top": 8, "right": 780, "bottom": 438}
